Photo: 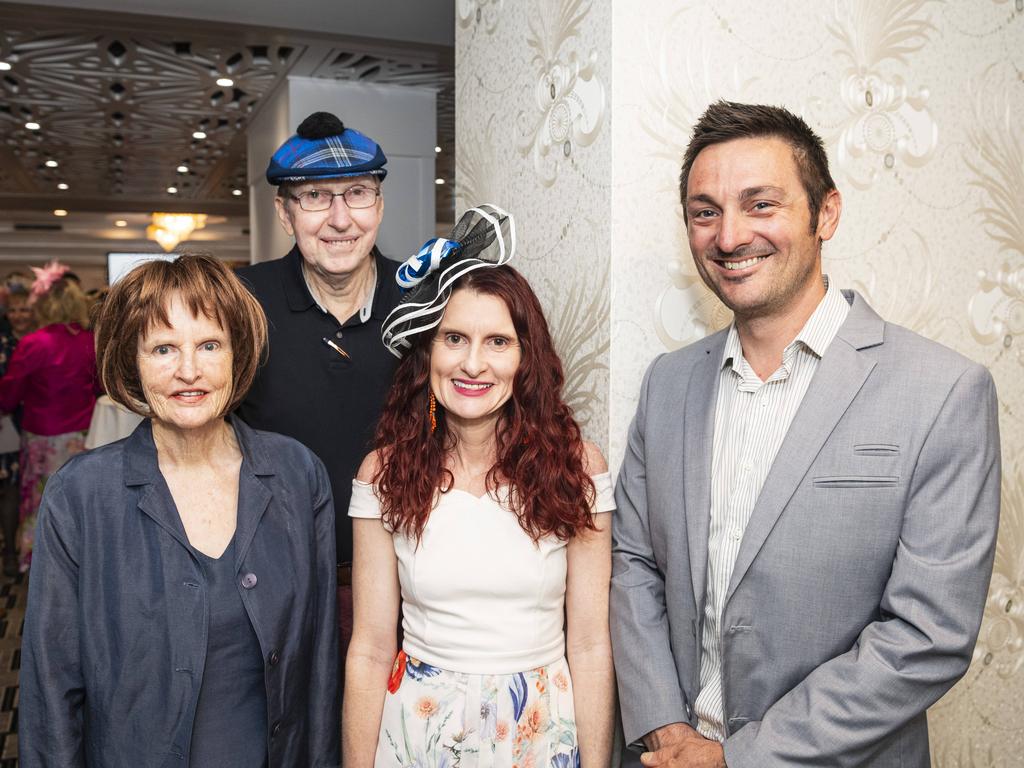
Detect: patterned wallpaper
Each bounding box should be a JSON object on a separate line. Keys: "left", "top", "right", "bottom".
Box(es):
{"left": 456, "top": 1, "right": 1023, "bottom": 764}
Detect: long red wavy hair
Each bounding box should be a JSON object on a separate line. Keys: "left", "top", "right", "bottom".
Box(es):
{"left": 373, "top": 265, "right": 596, "bottom": 543}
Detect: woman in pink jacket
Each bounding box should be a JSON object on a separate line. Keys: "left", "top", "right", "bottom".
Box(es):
{"left": 0, "top": 263, "right": 96, "bottom": 571}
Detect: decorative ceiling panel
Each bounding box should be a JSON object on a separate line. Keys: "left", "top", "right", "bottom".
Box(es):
{"left": 0, "top": 19, "right": 301, "bottom": 204}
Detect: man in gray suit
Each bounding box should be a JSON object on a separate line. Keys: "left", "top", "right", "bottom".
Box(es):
{"left": 610, "top": 101, "right": 1001, "bottom": 767}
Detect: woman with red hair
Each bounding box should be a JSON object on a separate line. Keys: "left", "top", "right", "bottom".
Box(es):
{"left": 344, "top": 206, "right": 615, "bottom": 768}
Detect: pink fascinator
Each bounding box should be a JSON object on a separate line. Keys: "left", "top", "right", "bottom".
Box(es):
{"left": 30, "top": 260, "right": 70, "bottom": 299}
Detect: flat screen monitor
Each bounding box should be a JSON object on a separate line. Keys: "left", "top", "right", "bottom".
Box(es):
{"left": 107, "top": 252, "right": 176, "bottom": 285}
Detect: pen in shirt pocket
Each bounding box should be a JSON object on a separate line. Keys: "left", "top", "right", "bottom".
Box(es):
{"left": 321, "top": 336, "right": 351, "bottom": 360}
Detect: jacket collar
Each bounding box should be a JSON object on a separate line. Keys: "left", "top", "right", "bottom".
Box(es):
{"left": 282, "top": 244, "right": 399, "bottom": 321}
{"left": 123, "top": 415, "right": 275, "bottom": 487}
{"left": 835, "top": 289, "right": 885, "bottom": 351}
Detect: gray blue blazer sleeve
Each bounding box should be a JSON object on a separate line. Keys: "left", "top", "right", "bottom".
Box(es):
{"left": 610, "top": 354, "right": 695, "bottom": 743}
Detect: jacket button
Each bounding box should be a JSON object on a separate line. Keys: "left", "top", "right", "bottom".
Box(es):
{"left": 269, "top": 650, "right": 280, "bottom": 666}
{"left": 271, "top": 720, "right": 282, "bottom": 738}
{"left": 241, "top": 572, "right": 258, "bottom": 589}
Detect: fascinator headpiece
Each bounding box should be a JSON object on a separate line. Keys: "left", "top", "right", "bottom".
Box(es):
{"left": 30, "top": 260, "right": 70, "bottom": 300}
{"left": 382, "top": 204, "right": 515, "bottom": 358}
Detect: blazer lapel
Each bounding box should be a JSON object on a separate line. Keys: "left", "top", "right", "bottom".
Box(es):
{"left": 685, "top": 332, "right": 726, "bottom": 613}
{"left": 724, "top": 292, "right": 884, "bottom": 605}
{"left": 125, "top": 421, "right": 193, "bottom": 551}
{"left": 231, "top": 417, "right": 275, "bottom": 568}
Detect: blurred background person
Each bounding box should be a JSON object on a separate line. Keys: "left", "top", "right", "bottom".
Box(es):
{"left": 0, "top": 282, "right": 35, "bottom": 576}
{"left": 20, "top": 254, "right": 338, "bottom": 767}
{"left": 344, "top": 207, "right": 615, "bottom": 768}
{"left": 0, "top": 261, "right": 96, "bottom": 572}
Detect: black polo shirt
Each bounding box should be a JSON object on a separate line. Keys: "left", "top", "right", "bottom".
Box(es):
{"left": 236, "top": 246, "right": 402, "bottom": 563}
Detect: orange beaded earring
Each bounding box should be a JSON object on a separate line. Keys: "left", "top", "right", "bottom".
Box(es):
{"left": 429, "top": 391, "right": 437, "bottom": 434}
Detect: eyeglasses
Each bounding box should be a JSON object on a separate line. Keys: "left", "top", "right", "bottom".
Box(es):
{"left": 289, "top": 185, "right": 380, "bottom": 212}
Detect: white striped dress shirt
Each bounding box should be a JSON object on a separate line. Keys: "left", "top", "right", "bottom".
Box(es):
{"left": 694, "top": 278, "right": 850, "bottom": 740}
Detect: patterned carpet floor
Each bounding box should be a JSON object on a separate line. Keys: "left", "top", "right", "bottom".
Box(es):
{"left": 0, "top": 570, "right": 23, "bottom": 766}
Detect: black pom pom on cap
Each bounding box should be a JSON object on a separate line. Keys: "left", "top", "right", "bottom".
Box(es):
{"left": 296, "top": 112, "right": 346, "bottom": 140}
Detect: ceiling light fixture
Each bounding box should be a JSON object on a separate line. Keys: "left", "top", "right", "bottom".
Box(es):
{"left": 53, "top": 209, "right": 68, "bottom": 217}
{"left": 435, "top": 146, "right": 442, "bottom": 153}
{"left": 114, "top": 220, "right": 128, "bottom": 227}
{"left": 0, "top": 62, "right": 11, "bottom": 71}
{"left": 166, "top": 186, "right": 178, "bottom": 194}
{"left": 25, "top": 121, "right": 40, "bottom": 130}
{"left": 146, "top": 212, "right": 207, "bottom": 252}
{"left": 192, "top": 130, "right": 207, "bottom": 140}
{"left": 45, "top": 159, "right": 58, "bottom": 168}
{"left": 57, "top": 182, "right": 69, "bottom": 190}
{"left": 177, "top": 165, "right": 189, "bottom": 173}
{"left": 232, "top": 188, "right": 243, "bottom": 196}
{"left": 434, "top": 178, "right": 445, "bottom": 185}
{"left": 216, "top": 77, "right": 234, "bottom": 87}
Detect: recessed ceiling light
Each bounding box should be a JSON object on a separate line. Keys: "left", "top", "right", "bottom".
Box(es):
{"left": 167, "top": 186, "right": 178, "bottom": 194}
{"left": 114, "top": 220, "right": 128, "bottom": 227}
{"left": 216, "top": 77, "right": 234, "bottom": 87}
{"left": 53, "top": 209, "right": 68, "bottom": 217}
{"left": 232, "top": 188, "right": 243, "bottom": 196}
{"left": 434, "top": 178, "right": 445, "bottom": 185}
{"left": 45, "top": 159, "right": 58, "bottom": 168}
{"left": 57, "top": 182, "right": 69, "bottom": 190}
{"left": 25, "top": 121, "right": 40, "bottom": 131}
{"left": 435, "top": 146, "right": 442, "bottom": 154}
{"left": 177, "top": 165, "right": 189, "bottom": 173}
{"left": 0, "top": 62, "right": 10, "bottom": 72}
{"left": 192, "top": 130, "right": 207, "bottom": 140}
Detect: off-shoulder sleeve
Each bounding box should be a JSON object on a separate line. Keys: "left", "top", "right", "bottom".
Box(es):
{"left": 591, "top": 472, "right": 615, "bottom": 514}
{"left": 347, "top": 480, "right": 383, "bottom": 519}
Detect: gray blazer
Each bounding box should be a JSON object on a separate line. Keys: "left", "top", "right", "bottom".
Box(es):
{"left": 610, "top": 291, "right": 1000, "bottom": 767}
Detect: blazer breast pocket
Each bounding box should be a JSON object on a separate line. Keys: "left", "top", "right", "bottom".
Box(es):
{"left": 813, "top": 475, "right": 900, "bottom": 489}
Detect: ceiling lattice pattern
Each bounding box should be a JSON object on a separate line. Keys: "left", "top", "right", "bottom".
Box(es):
{"left": 0, "top": 24, "right": 300, "bottom": 202}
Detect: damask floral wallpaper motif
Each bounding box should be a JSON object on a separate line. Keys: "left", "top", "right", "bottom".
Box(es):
{"left": 458, "top": 1, "right": 1022, "bottom": 763}
{"left": 456, "top": 0, "right": 611, "bottom": 447}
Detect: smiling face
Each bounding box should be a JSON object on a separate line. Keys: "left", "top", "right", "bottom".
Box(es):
{"left": 684, "top": 136, "right": 841, "bottom": 324}
{"left": 274, "top": 175, "right": 383, "bottom": 282}
{"left": 429, "top": 289, "right": 522, "bottom": 431}
{"left": 137, "top": 293, "right": 234, "bottom": 433}
{"left": 6, "top": 294, "right": 34, "bottom": 337}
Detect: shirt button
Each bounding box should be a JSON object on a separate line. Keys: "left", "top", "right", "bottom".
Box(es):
{"left": 241, "top": 572, "right": 258, "bottom": 589}
{"left": 269, "top": 650, "right": 280, "bottom": 666}
{"left": 731, "top": 529, "right": 742, "bottom": 541}
{"left": 335, "top": 330, "right": 344, "bottom": 339}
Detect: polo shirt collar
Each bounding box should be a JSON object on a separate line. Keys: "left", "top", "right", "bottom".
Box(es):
{"left": 282, "top": 245, "right": 395, "bottom": 324}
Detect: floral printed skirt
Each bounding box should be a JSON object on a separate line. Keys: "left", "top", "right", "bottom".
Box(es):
{"left": 18, "top": 430, "right": 86, "bottom": 572}
{"left": 376, "top": 651, "right": 579, "bottom": 768}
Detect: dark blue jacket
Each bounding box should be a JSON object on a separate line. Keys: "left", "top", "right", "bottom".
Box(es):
{"left": 20, "top": 417, "right": 339, "bottom": 767}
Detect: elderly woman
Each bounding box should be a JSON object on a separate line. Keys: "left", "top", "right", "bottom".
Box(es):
{"left": 20, "top": 254, "right": 339, "bottom": 767}
{"left": 0, "top": 263, "right": 96, "bottom": 572}
{"left": 343, "top": 207, "right": 615, "bottom": 768}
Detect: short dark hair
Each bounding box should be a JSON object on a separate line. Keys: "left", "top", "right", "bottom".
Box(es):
{"left": 679, "top": 101, "right": 836, "bottom": 230}
{"left": 94, "top": 253, "right": 267, "bottom": 418}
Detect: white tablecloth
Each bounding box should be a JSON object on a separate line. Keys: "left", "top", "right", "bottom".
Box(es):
{"left": 85, "top": 395, "right": 144, "bottom": 450}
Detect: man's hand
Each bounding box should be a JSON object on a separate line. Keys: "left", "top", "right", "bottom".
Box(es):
{"left": 640, "top": 723, "right": 726, "bottom": 768}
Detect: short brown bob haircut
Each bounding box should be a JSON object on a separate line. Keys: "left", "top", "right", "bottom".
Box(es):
{"left": 94, "top": 253, "right": 267, "bottom": 418}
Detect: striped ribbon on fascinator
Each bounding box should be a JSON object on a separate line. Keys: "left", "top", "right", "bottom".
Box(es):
{"left": 395, "top": 237, "right": 463, "bottom": 290}
{"left": 381, "top": 203, "right": 515, "bottom": 358}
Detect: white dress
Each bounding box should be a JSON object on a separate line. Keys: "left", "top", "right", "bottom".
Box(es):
{"left": 349, "top": 473, "right": 615, "bottom": 768}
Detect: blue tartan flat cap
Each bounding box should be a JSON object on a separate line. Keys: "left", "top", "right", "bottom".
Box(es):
{"left": 266, "top": 111, "right": 387, "bottom": 184}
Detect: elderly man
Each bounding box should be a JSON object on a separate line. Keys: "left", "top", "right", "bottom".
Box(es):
{"left": 237, "top": 111, "right": 402, "bottom": 664}
{"left": 611, "top": 101, "right": 1001, "bottom": 767}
